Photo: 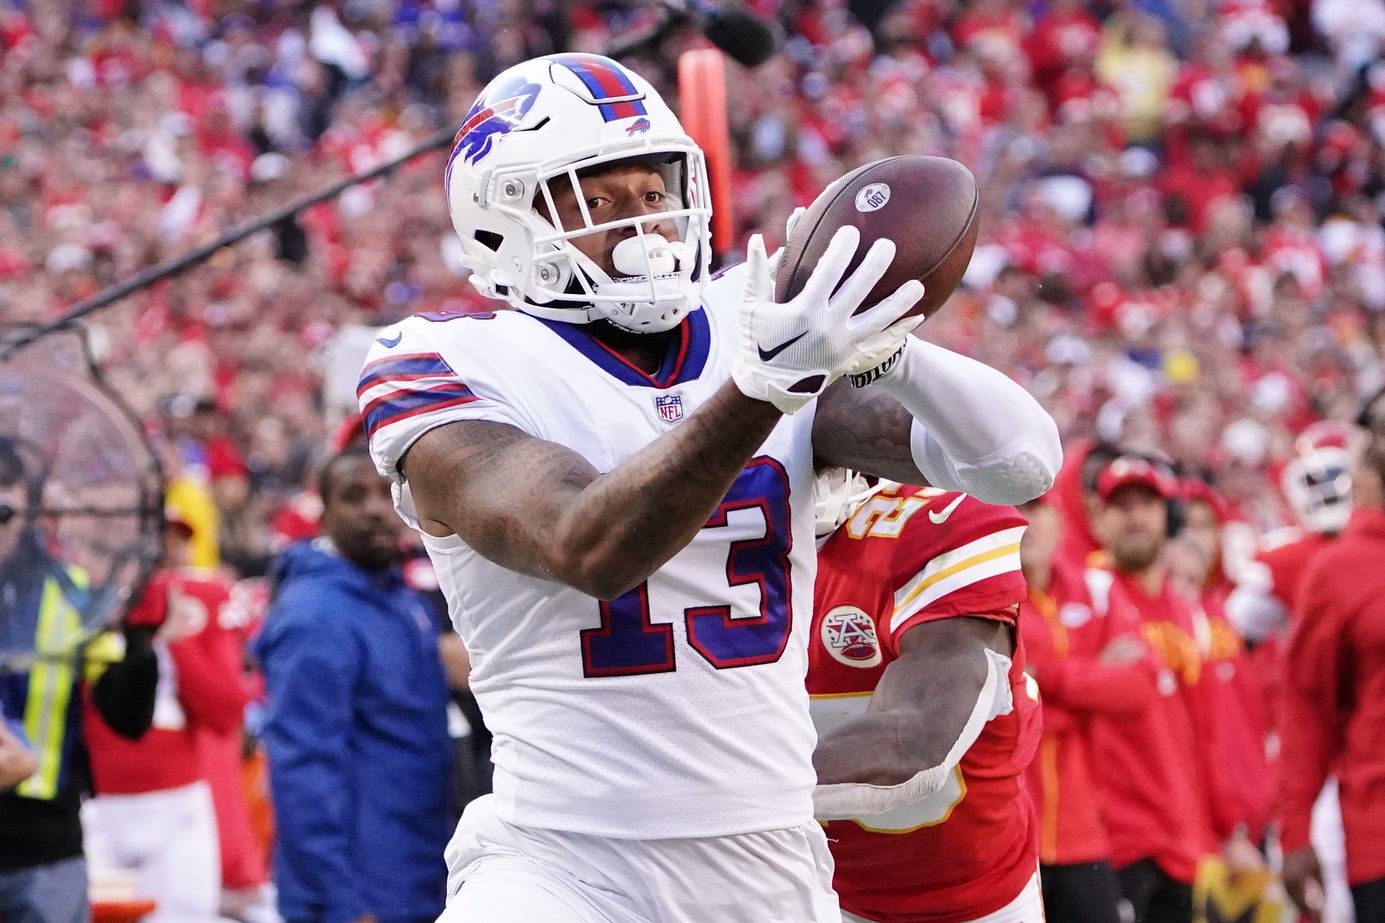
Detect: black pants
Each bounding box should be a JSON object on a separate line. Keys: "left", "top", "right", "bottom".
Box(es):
{"left": 1355, "top": 875, "right": 1385, "bottom": 923}
{"left": 1041, "top": 861, "right": 1125, "bottom": 923}
{"left": 1116, "top": 858, "right": 1193, "bottom": 923}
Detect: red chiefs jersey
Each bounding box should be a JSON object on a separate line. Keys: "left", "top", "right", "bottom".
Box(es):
{"left": 809, "top": 487, "right": 1039, "bottom": 923}
{"left": 87, "top": 568, "right": 250, "bottom": 795}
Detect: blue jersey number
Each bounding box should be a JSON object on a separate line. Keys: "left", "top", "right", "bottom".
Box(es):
{"left": 580, "top": 457, "right": 793, "bottom": 677}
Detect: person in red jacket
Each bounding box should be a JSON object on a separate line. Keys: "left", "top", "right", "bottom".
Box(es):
{"left": 83, "top": 508, "right": 251, "bottom": 923}
{"left": 1049, "top": 439, "right": 1124, "bottom": 569}
{"left": 809, "top": 479, "right": 1042, "bottom": 922}
{"left": 1279, "top": 391, "right": 1385, "bottom": 923}
{"left": 1225, "top": 421, "right": 1353, "bottom": 644}
{"left": 1166, "top": 480, "right": 1286, "bottom": 923}
{"left": 1087, "top": 454, "right": 1213, "bottom": 923}
{"left": 1175, "top": 482, "right": 1273, "bottom": 856}
{"left": 1224, "top": 422, "right": 1355, "bottom": 923}
{"left": 1018, "top": 495, "right": 1157, "bottom": 923}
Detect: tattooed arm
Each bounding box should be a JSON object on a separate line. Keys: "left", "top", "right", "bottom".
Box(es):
{"left": 810, "top": 379, "right": 922, "bottom": 482}
{"left": 400, "top": 381, "right": 781, "bottom": 600}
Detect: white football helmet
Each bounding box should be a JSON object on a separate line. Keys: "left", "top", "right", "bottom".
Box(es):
{"left": 1282, "top": 421, "right": 1353, "bottom": 533}
{"left": 445, "top": 53, "right": 713, "bottom": 333}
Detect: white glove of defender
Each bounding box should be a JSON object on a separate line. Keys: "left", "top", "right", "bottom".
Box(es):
{"left": 733, "top": 227, "right": 926, "bottom": 414}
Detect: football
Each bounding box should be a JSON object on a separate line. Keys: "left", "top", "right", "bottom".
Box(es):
{"left": 775, "top": 155, "right": 980, "bottom": 321}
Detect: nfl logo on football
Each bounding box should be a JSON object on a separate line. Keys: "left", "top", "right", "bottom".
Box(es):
{"left": 654, "top": 393, "right": 684, "bottom": 423}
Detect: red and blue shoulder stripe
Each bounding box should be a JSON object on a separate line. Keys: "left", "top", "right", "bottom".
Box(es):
{"left": 357, "top": 352, "right": 480, "bottom": 437}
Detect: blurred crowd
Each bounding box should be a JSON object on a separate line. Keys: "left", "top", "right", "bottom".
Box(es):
{"left": 3, "top": 0, "right": 1385, "bottom": 919}
{"left": 3, "top": 0, "right": 1384, "bottom": 558}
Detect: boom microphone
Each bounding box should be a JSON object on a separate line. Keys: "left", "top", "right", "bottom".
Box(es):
{"left": 0, "top": 8, "right": 777, "bottom": 367}
{"left": 627, "top": 0, "right": 775, "bottom": 69}
{"left": 687, "top": 1, "right": 778, "bottom": 68}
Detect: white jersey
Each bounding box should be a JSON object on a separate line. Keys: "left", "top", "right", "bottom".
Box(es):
{"left": 358, "top": 273, "right": 820, "bottom": 839}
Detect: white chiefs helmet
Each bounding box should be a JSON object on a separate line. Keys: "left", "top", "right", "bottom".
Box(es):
{"left": 1282, "top": 420, "right": 1353, "bottom": 533}
{"left": 445, "top": 53, "right": 712, "bottom": 333}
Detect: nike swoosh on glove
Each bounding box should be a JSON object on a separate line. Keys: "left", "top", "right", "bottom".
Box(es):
{"left": 732, "top": 227, "right": 925, "bottom": 414}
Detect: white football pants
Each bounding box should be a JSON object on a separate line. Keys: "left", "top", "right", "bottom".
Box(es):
{"left": 440, "top": 794, "right": 841, "bottom": 923}
{"left": 83, "top": 781, "right": 221, "bottom": 923}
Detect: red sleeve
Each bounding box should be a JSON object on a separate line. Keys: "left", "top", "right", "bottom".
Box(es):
{"left": 1036, "top": 658, "right": 1157, "bottom": 716}
{"left": 1018, "top": 606, "right": 1075, "bottom": 733}
{"left": 124, "top": 571, "right": 171, "bottom": 628}
{"left": 1190, "top": 664, "right": 1238, "bottom": 841}
{"left": 882, "top": 494, "right": 1027, "bottom": 657}
{"left": 1040, "top": 569, "right": 1158, "bottom": 715}
{"left": 168, "top": 580, "right": 250, "bottom": 737}
{"left": 1276, "top": 555, "right": 1347, "bottom": 854}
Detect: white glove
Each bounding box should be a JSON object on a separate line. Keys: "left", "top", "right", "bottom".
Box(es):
{"left": 732, "top": 228, "right": 926, "bottom": 414}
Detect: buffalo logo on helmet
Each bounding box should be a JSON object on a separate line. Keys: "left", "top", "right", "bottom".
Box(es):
{"left": 450, "top": 77, "right": 543, "bottom": 167}
{"left": 625, "top": 117, "right": 652, "bottom": 136}
{"left": 821, "top": 605, "right": 882, "bottom": 668}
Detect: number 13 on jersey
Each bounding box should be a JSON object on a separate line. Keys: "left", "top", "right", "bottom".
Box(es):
{"left": 580, "top": 457, "right": 794, "bottom": 676}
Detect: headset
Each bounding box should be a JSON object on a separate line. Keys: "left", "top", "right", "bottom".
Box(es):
{"left": 1083, "top": 442, "right": 1186, "bottom": 538}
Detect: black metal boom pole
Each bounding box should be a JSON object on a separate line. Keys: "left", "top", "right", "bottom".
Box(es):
{"left": 0, "top": 12, "right": 725, "bottom": 363}
{"left": 0, "top": 124, "right": 458, "bottom": 361}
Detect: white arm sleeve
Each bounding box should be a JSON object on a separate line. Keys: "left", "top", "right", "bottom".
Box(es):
{"left": 875, "top": 340, "right": 1062, "bottom": 505}
{"left": 812, "top": 647, "right": 1014, "bottom": 821}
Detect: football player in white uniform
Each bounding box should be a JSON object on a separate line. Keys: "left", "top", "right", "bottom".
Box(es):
{"left": 358, "top": 53, "right": 1062, "bottom": 923}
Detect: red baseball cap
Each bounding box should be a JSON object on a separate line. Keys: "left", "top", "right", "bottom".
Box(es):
{"left": 1096, "top": 456, "right": 1176, "bottom": 502}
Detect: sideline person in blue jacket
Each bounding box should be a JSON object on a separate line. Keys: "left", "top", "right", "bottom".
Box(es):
{"left": 254, "top": 447, "right": 450, "bottom": 923}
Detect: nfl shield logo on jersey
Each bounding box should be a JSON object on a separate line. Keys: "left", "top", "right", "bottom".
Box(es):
{"left": 821, "top": 605, "right": 882, "bottom": 668}
{"left": 654, "top": 393, "right": 684, "bottom": 423}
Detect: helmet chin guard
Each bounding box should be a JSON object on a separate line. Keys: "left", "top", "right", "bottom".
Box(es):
{"left": 446, "top": 54, "right": 713, "bottom": 334}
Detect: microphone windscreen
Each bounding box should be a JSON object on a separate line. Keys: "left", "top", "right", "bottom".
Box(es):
{"left": 702, "top": 7, "right": 776, "bottom": 68}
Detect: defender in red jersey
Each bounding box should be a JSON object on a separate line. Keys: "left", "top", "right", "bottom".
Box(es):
{"left": 809, "top": 482, "right": 1042, "bottom": 923}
